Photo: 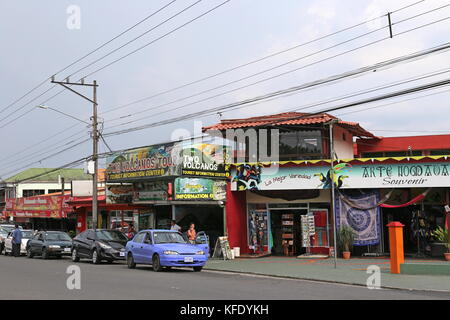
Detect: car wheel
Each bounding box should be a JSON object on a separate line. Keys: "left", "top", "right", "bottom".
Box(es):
{"left": 56, "top": 255, "right": 62, "bottom": 259}
{"left": 42, "top": 247, "right": 49, "bottom": 260}
{"left": 26, "top": 247, "right": 34, "bottom": 259}
{"left": 193, "top": 266, "right": 203, "bottom": 272}
{"left": 92, "top": 249, "right": 101, "bottom": 264}
{"left": 152, "top": 254, "right": 162, "bottom": 272}
{"left": 127, "top": 254, "right": 136, "bottom": 269}
{"left": 71, "top": 248, "right": 80, "bottom": 262}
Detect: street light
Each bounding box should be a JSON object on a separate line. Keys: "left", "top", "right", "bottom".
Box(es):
{"left": 36, "top": 105, "right": 91, "bottom": 125}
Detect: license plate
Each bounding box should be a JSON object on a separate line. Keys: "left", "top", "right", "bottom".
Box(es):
{"left": 64, "top": 248, "right": 71, "bottom": 252}
{"left": 184, "top": 257, "right": 193, "bottom": 263}
{"left": 119, "top": 252, "right": 125, "bottom": 257}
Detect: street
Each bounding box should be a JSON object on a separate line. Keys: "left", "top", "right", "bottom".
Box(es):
{"left": 1, "top": 255, "right": 449, "bottom": 300}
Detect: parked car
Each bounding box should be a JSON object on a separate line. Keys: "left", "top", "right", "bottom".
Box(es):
{"left": 26, "top": 231, "right": 73, "bottom": 259}
{"left": 0, "top": 227, "right": 8, "bottom": 254}
{"left": 3, "top": 230, "right": 34, "bottom": 255}
{"left": 71, "top": 229, "right": 128, "bottom": 264}
{"left": 0, "top": 224, "right": 21, "bottom": 233}
{"left": 125, "top": 229, "right": 209, "bottom": 272}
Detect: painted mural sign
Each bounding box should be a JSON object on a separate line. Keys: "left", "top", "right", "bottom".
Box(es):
{"left": 106, "top": 184, "right": 134, "bottom": 204}
{"left": 106, "top": 142, "right": 229, "bottom": 182}
{"left": 231, "top": 161, "right": 450, "bottom": 191}
{"left": 106, "top": 143, "right": 182, "bottom": 182}
{"left": 181, "top": 143, "right": 230, "bottom": 178}
{"left": 174, "top": 178, "right": 226, "bottom": 201}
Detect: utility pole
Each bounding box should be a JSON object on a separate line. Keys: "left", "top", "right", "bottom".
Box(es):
{"left": 51, "top": 77, "right": 99, "bottom": 229}
{"left": 329, "top": 120, "right": 338, "bottom": 269}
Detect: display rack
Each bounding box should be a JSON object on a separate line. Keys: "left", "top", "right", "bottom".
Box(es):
{"left": 281, "top": 213, "right": 295, "bottom": 256}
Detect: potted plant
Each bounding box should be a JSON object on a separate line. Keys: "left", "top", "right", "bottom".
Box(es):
{"left": 431, "top": 226, "right": 450, "bottom": 261}
{"left": 337, "top": 225, "right": 356, "bottom": 259}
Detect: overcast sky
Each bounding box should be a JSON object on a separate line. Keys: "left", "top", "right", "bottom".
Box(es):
{"left": 1, "top": 0, "right": 450, "bottom": 178}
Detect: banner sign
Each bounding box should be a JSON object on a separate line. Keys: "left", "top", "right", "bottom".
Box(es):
{"left": 3, "top": 195, "right": 76, "bottom": 218}
{"left": 133, "top": 181, "right": 170, "bottom": 202}
{"left": 106, "top": 142, "right": 229, "bottom": 182}
{"left": 106, "top": 143, "right": 182, "bottom": 182}
{"left": 106, "top": 184, "right": 134, "bottom": 204}
{"left": 181, "top": 144, "right": 230, "bottom": 178}
{"left": 231, "top": 161, "right": 450, "bottom": 191}
{"left": 174, "top": 178, "right": 226, "bottom": 201}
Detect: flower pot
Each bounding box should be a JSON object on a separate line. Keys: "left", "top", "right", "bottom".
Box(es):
{"left": 342, "top": 251, "right": 351, "bottom": 259}
{"left": 444, "top": 252, "right": 450, "bottom": 261}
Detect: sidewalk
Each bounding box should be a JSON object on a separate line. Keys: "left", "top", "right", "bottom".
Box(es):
{"left": 204, "top": 256, "right": 450, "bottom": 292}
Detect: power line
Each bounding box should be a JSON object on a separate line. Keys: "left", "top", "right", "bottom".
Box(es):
{"left": 81, "top": 0, "right": 232, "bottom": 79}
{"left": 0, "top": 1, "right": 178, "bottom": 117}
{"left": 99, "top": 0, "right": 427, "bottom": 115}
{"left": 103, "top": 12, "right": 450, "bottom": 129}
{"left": 0, "top": 0, "right": 231, "bottom": 131}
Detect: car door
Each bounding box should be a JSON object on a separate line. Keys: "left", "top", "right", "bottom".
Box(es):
{"left": 31, "top": 233, "right": 44, "bottom": 253}
{"left": 140, "top": 232, "right": 155, "bottom": 264}
{"left": 129, "top": 232, "right": 145, "bottom": 263}
{"left": 76, "top": 230, "right": 92, "bottom": 257}
{"left": 195, "top": 231, "right": 210, "bottom": 257}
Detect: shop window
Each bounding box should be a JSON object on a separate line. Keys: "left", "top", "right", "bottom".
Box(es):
{"left": 384, "top": 151, "right": 408, "bottom": 157}
{"left": 429, "top": 149, "right": 450, "bottom": 155}
{"left": 279, "top": 130, "right": 323, "bottom": 161}
{"left": 361, "top": 152, "right": 384, "bottom": 158}
{"left": 22, "top": 189, "right": 45, "bottom": 197}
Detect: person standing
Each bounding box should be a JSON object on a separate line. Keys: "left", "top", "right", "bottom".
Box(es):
{"left": 187, "top": 223, "right": 197, "bottom": 244}
{"left": 11, "top": 225, "right": 22, "bottom": 257}
{"left": 170, "top": 220, "right": 181, "bottom": 232}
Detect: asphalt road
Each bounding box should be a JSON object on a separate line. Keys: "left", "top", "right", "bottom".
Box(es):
{"left": 0, "top": 254, "right": 449, "bottom": 300}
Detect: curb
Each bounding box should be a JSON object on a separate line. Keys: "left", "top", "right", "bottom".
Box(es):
{"left": 203, "top": 267, "right": 450, "bottom": 294}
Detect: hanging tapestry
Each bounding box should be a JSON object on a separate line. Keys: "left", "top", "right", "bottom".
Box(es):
{"left": 335, "top": 190, "right": 381, "bottom": 246}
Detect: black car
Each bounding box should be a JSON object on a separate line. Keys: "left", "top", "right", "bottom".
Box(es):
{"left": 71, "top": 229, "right": 128, "bottom": 264}
{"left": 26, "top": 231, "right": 73, "bottom": 259}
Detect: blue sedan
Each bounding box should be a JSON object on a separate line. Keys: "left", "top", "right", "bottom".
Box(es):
{"left": 125, "top": 229, "right": 209, "bottom": 272}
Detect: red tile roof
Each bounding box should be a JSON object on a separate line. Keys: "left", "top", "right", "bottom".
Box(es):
{"left": 356, "top": 134, "right": 450, "bottom": 153}
{"left": 203, "top": 112, "right": 376, "bottom": 138}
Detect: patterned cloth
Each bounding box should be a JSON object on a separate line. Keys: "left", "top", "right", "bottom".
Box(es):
{"left": 335, "top": 191, "right": 381, "bottom": 246}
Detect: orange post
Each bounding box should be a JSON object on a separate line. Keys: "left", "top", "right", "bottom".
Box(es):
{"left": 387, "top": 222, "right": 405, "bottom": 274}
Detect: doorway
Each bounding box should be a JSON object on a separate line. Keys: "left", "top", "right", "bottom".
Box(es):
{"left": 269, "top": 208, "right": 308, "bottom": 256}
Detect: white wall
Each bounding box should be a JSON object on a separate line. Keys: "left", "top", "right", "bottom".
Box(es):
{"left": 16, "top": 182, "right": 69, "bottom": 198}
{"left": 333, "top": 126, "right": 354, "bottom": 160}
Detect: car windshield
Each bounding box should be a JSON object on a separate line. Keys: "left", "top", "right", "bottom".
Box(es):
{"left": 153, "top": 232, "right": 186, "bottom": 244}
{"left": 1, "top": 226, "right": 14, "bottom": 232}
{"left": 96, "top": 230, "right": 128, "bottom": 241}
{"left": 21, "top": 231, "right": 33, "bottom": 239}
{"left": 45, "top": 232, "right": 72, "bottom": 241}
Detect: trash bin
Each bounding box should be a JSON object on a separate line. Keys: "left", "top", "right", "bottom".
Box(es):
{"left": 233, "top": 247, "right": 240, "bottom": 257}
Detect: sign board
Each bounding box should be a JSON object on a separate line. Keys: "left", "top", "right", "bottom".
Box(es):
{"left": 3, "top": 195, "right": 76, "bottom": 218}
{"left": 71, "top": 180, "right": 93, "bottom": 197}
{"left": 212, "top": 236, "right": 233, "bottom": 260}
{"left": 106, "top": 143, "right": 182, "bottom": 182}
{"left": 106, "top": 142, "right": 229, "bottom": 182}
{"left": 106, "top": 184, "right": 134, "bottom": 204}
{"left": 231, "top": 161, "right": 450, "bottom": 191}
{"left": 174, "top": 178, "right": 226, "bottom": 201}
{"left": 133, "top": 181, "right": 170, "bottom": 202}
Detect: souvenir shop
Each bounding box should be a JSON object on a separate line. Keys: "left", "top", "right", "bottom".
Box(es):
{"left": 246, "top": 190, "right": 332, "bottom": 256}
{"left": 227, "top": 157, "right": 450, "bottom": 257}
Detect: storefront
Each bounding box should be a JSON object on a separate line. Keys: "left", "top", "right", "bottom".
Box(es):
{"left": 226, "top": 156, "right": 450, "bottom": 257}
{"left": 105, "top": 141, "right": 229, "bottom": 247}
{"left": 2, "top": 194, "right": 79, "bottom": 232}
